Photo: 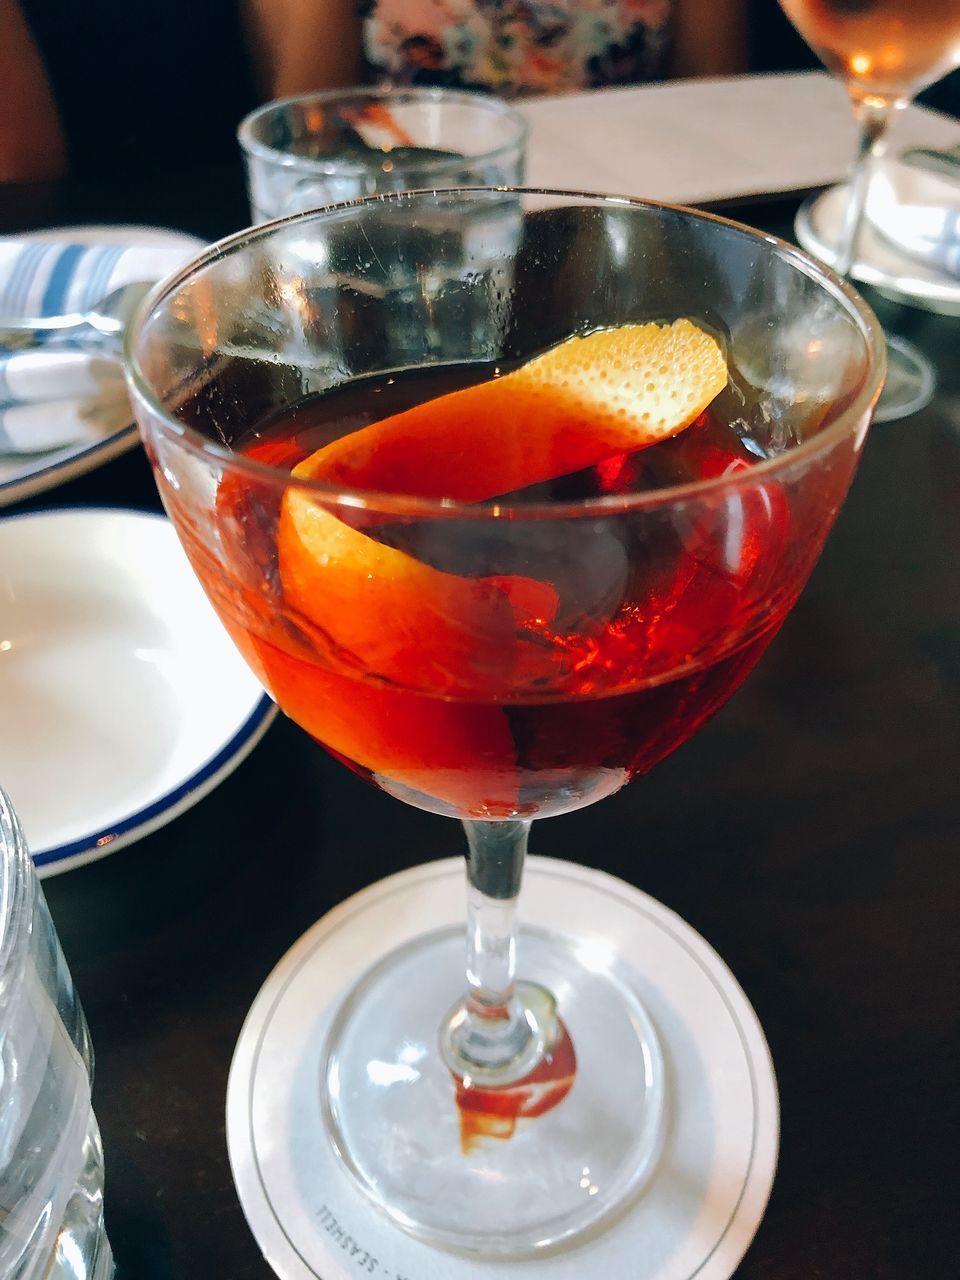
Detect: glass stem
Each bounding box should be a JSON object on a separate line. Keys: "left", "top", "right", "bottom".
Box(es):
{"left": 833, "top": 97, "right": 899, "bottom": 279}
{"left": 440, "top": 819, "right": 556, "bottom": 1084}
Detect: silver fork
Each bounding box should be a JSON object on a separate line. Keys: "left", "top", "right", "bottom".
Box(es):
{"left": 0, "top": 279, "right": 155, "bottom": 346}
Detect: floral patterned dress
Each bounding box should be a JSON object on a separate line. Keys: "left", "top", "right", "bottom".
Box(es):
{"left": 361, "top": 0, "right": 674, "bottom": 98}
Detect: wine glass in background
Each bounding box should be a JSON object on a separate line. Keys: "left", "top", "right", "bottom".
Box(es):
{"left": 779, "top": 0, "right": 960, "bottom": 422}
{"left": 126, "top": 190, "right": 884, "bottom": 1257}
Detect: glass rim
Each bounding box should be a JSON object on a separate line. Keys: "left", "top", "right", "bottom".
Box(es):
{"left": 236, "top": 86, "right": 529, "bottom": 176}
{"left": 126, "top": 187, "right": 887, "bottom": 521}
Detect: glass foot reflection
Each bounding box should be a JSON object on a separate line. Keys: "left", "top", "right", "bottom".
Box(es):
{"left": 874, "top": 334, "right": 935, "bottom": 424}
{"left": 322, "top": 926, "right": 665, "bottom": 1258}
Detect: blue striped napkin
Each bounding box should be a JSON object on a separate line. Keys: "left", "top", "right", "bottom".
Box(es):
{"left": 0, "top": 236, "right": 196, "bottom": 456}
{"left": 867, "top": 160, "right": 960, "bottom": 280}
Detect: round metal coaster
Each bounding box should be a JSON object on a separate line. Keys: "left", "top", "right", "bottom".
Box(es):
{"left": 226, "top": 856, "right": 778, "bottom": 1280}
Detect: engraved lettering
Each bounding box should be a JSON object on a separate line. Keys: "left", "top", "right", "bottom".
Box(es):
{"left": 313, "top": 1204, "right": 382, "bottom": 1274}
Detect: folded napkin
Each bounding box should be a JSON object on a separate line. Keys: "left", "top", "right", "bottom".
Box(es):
{"left": 866, "top": 159, "right": 960, "bottom": 280}
{"left": 0, "top": 237, "right": 198, "bottom": 456}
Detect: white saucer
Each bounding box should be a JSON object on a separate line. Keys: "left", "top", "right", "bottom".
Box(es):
{"left": 227, "top": 856, "right": 779, "bottom": 1280}
{"left": 0, "top": 224, "right": 206, "bottom": 508}
{"left": 795, "top": 184, "right": 960, "bottom": 316}
{"left": 0, "top": 507, "right": 276, "bottom": 875}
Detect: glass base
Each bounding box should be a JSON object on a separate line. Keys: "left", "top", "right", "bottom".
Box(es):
{"left": 49, "top": 1114, "right": 113, "bottom": 1280}
{"left": 321, "top": 926, "right": 665, "bottom": 1258}
{"left": 874, "top": 334, "right": 935, "bottom": 424}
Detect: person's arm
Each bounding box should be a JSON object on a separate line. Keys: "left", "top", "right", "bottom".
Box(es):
{"left": 242, "top": 0, "right": 363, "bottom": 98}
{"left": 0, "top": 0, "right": 67, "bottom": 182}
{"left": 671, "top": 0, "right": 747, "bottom": 79}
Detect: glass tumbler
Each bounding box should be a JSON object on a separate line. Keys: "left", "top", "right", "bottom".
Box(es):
{"left": 238, "top": 86, "right": 527, "bottom": 223}
{"left": 0, "top": 786, "right": 113, "bottom": 1280}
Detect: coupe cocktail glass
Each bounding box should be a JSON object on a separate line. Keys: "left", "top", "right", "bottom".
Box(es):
{"left": 127, "top": 190, "right": 884, "bottom": 1257}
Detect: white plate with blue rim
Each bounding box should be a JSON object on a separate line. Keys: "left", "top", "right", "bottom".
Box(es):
{"left": 0, "top": 506, "right": 277, "bottom": 876}
{"left": 0, "top": 224, "right": 206, "bottom": 508}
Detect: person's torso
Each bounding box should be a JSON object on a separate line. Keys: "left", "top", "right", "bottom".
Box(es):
{"left": 361, "top": 0, "right": 674, "bottom": 98}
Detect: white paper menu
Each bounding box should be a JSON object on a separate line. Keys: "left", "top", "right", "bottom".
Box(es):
{"left": 520, "top": 71, "right": 960, "bottom": 207}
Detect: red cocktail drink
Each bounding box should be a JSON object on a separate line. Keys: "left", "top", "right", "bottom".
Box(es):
{"left": 197, "top": 356, "right": 798, "bottom": 820}
{"left": 129, "top": 190, "right": 883, "bottom": 1255}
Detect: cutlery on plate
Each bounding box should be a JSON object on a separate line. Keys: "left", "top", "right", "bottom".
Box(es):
{"left": 0, "top": 279, "right": 156, "bottom": 343}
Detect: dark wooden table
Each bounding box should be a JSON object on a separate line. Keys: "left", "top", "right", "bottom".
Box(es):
{"left": 2, "top": 173, "right": 957, "bottom": 1280}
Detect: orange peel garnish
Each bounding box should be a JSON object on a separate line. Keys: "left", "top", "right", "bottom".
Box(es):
{"left": 295, "top": 319, "right": 727, "bottom": 501}
{"left": 272, "top": 320, "right": 727, "bottom": 805}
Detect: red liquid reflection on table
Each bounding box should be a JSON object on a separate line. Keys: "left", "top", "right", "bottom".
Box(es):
{"left": 454, "top": 1011, "right": 577, "bottom": 1153}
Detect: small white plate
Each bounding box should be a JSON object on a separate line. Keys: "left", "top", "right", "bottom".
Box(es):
{"left": 228, "top": 857, "right": 778, "bottom": 1280}
{"left": 0, "top": 507, "right": 276, "bottom": 875}
{"left": 795, "top": 184, "right": 960, "bottom": 316}
{"left": 0, "top": 224, "right": 206, "bottom": 508}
